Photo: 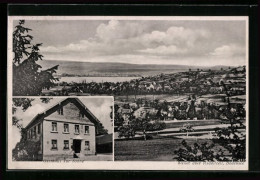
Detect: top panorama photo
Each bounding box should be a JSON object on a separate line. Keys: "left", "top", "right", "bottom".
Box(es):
{"left": 10, "top": 17, "right": 247, "bottom": 97}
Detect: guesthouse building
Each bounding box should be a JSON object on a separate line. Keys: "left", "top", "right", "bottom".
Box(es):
{"left": 24, "top": 98, "right": 101, "bottom": 160}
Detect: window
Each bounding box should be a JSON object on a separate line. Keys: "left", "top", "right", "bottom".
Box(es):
{"left": 38, "top": 124, "right": 41, "bottom": 134}
{"left": 57, "top": 107, "right": 63, "bottom": 115}
{"left": 79, "top": 111, "right": 84, "bottom": 118}
{"left": 51, "top": 140, "right": 57, "bottom": 150}
{"left": 75, "top": 125, "right": 80, "bottom": 134}
{"left": 52, "top": 122, "right": 57, "bottom": 132}
{"left": 33, "top": 126, "right": 36, "bottom": 138}
{"left": 64, "top": 123, "right": 69, "bottom": 133}
{"left": 85, "top": 141, "right": 90, "bottom": 150}
{"left": 30, "top": 129, "right": 32, "bottom": 139}
{"left": 64, "top": 140, "right": 69, "bottom": 150}
{"left": 84, "top": 126, "right": 89, "bottom": 134}
{"left": 27, "top": 131, "right": 30, "bottom": 139}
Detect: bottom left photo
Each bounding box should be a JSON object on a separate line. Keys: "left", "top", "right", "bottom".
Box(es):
{"left": 11, "top": 97, "right": 113, "bottom": 161}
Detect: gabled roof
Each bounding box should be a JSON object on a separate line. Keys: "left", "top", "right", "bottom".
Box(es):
{"left": 25, "top": 98, "right": 101, "bottom": 130}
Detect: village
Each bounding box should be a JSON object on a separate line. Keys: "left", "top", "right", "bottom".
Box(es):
{"left": 41, "top": 66, "right": 246, "bottom": 97}
{"left": 112, "top": 66, "right": 246, "bottom": 161}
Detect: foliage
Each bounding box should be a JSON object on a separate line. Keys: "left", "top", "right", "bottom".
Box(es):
{"left": 96, "top": 122, "right": 108, "bottom": 135}
{"left": 213, "top": 125, "right": 246, "bottom": 161}
{"left": 118, "top": 118, "right": 166, "bottom": 139}
{"left": 131, "top": 117, "right": 150, "bottom": 133}
{"left": 174, "top": 79, "right": 246, "bottom": 161}
{"left": 179, "top": 123, "right": 194, "bottom": 132}
{"left": 12, "top": 134, "right": 41, "bottom": 161}
{"left": 173, "top": 140, "right": 226, "bottom": 161}
{"left": 12, "top": 98, "right": 35, "bottom": 129}
{"left": 13, "top": 20, "right": 59, "bottom": 96}
{"left": 12, "top": 98, "right": 54, "bottom": 129}
{"left": 114, "top": 104, "right": 124, "bottom": 127}
{"left": 146, "top": 121, "right": 166, "bottom": 131}
{"left": 13, "top": 98, "right": 35, "bottom": 112}
{"left": 40, "top": 98, "right": 53, "bottom": 104}
{"left": 118, "top": 125, "right": 136, "bottom": 139}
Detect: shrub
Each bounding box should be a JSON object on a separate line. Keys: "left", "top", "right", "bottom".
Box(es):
{"left": 13, "top": 140, "right": 41, "bottom": 161}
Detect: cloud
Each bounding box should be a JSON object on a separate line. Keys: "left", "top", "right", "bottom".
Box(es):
{"left": 41, "top": 22, "right": 209, "bottom": 58}
{"left": 138, "top": 45, "right": 187, "bottom": 55}
{"left": 41, "top": 46, "right": 62, "bottom": 53}
{"left": 96, "top": 20, "right": 145, "bottom": 41}
{"left": 39, "top": 20, "right": 245, "bottom": 66}
{"left": 210, "top": 44, "right": 245, "bottom": 57}
{"left": 139, "top": 26, "right": 209, "bottom": 48}
{"left": 81, "top": 98, "right": 113, "bottom": 134}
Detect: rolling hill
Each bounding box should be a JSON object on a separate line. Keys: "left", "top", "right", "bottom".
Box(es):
{"left": 38, "top": 60, "right": 233, "bottom": 77}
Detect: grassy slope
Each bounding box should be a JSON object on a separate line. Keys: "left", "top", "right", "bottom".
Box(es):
{"left": 114, "top": 137, "right": 224, "bottom": 161}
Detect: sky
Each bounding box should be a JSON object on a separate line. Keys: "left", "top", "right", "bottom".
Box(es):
{"left": 11, "top": 97, "right": 113, "bottom": 149}
{"left": 13, "top": 18, "right": 247, "bottom": 66}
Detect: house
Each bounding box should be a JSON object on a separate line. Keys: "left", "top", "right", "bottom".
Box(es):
{"left": 24, "top": 98, "right": 101, "bottom": 160}
{"left": 146, "top": 84, "right": 155, "bottom": 91}
{"left": 179, "top": 76, "right": 189, "bottom": 81}
{"left": 164, "top": 85, "right": 172, "bottom": 91}
{"left": 189, "top": 86, "right": 198, "bottom": 92}
{"left": 209, "top": 86, "right": 223, "bottom": 93}
{"left": 199, "top": 71, "right": 208, "bottom": 74}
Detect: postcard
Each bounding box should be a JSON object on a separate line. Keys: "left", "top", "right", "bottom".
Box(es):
{"left": 8, "top": 16, "right": 248, "bottom": 170}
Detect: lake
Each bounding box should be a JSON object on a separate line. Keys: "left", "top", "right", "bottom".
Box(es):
{"left": 59, "top": 76, "right": 141, "bottom": 83}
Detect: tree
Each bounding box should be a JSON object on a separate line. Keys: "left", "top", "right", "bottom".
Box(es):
{"left": 13, "top": 20, "right": 59, "bottom": 96}
{"left": 118, "top": 125, "right": 136, "bottom": 139}
{"left": 13, "top": 133, "right": 41, "bottom": 161}
{"left": 12, "top": 98, "right": 54, "bottom": 160}
{"left": 96, "top": 123, "right": 108, "bottom": 135}
{"left": 12, "top": 98, "right": 53, "bottom": 129}
{"left": 174, "top": 80, "right": 246, "bottom": 161}
{"left": 174, "top": 140, "right": 220, "bottom": 161}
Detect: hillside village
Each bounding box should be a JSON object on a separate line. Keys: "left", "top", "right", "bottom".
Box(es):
{"left": 125, "top": 66, "right": 245, "bottom": 96}
{"left": 42, "top": 66, "right": 246, "bottom": 96}
{"left": 113, "top": 66, "right": 246, "bottom": 138}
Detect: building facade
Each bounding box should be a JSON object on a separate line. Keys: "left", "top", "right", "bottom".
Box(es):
{"left": 24, "top": 98, "right": 100, "bottom": 160}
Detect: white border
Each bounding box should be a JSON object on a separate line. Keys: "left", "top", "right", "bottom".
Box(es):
{"left": 8, "top": 16, "right": 249, "bottom": 170}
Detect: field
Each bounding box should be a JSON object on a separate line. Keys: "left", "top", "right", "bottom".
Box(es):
{"left": 114, "top": 137, "right": 225, "bottom": 161}
{"left": 115, "top": 94, "right": 189, "bottom": 102}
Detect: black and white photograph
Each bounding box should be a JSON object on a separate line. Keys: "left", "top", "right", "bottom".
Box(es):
{"left": 8, "top": 16, "right": 248, "bottom": 170}
{"left": 10, "top": 97, "right": 113, "bottom": 165}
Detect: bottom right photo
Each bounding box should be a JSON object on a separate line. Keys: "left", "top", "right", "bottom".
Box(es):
{"left": 114, "top": 93, "right": 246, "bottom": 162}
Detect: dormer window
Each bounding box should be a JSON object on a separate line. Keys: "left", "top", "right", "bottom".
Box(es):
{"left": 57, "top": 107, "right": 63, "bottom": 115}
{"left": 79, "top": 110, "right": 84, "bottom": 118}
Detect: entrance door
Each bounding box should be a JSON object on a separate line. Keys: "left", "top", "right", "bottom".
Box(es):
{"left": 73, "top": 140, "right": 81, "bottom": 153}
